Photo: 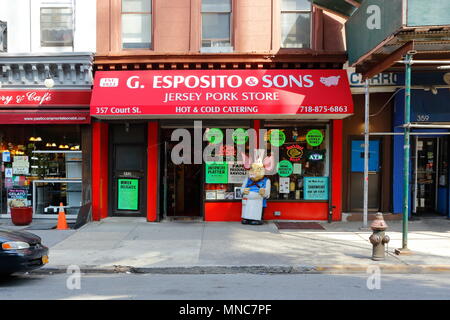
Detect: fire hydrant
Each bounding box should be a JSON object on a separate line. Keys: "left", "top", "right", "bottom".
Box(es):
{"left": 369, "top": 213, "right": 390, "bottom": 261}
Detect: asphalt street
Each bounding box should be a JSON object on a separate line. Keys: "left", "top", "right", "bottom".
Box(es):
{"left": 0, "top": 273, "right": 449, "bottom": 300}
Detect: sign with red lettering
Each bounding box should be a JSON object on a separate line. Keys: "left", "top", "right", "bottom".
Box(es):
{"left": 0, "top": 90, "right": 91, "bottom": 107}
{"left": 90, "top": 70, "right": 353, "bottom": 118}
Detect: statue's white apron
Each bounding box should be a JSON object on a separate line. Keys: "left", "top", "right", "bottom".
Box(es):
{"left": 241, "top": 191, "right": 263, "bottom": 220}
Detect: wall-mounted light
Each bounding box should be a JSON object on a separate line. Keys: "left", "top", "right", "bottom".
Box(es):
{"left": 44, "top": 76, "right": 55, "bottom": 89}
{"left": 443, "top": 73, "right": 450, "bottom": 85}
{"left": 431, "top": 87, "right": 438, "bottom": 95}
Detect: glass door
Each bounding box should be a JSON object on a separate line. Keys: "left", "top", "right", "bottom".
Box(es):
{"left": 161, "top": 128, "right": 203, "bottom": 218}
{"left": 413, "top": 137, "right": 438, "bottom": 215}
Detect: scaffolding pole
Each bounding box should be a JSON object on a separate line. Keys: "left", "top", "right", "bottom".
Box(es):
{"left": 396, "top": 53, "right": 414, "bottom": 255}
{"left": 363, "top": 79, "right": 370, "bottom": 229}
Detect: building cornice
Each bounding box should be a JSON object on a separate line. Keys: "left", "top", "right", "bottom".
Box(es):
{"left": 0, "top": 53, "right": 94, "bottom": 89}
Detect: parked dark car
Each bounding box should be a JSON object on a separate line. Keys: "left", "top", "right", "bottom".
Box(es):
{"left": 0, "top": 228, "right": 49, "bottom": 276}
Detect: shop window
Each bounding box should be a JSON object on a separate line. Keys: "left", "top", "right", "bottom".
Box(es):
{"left": 203, "top": 125, "right": 329, "bottom": 202}
{"left": 280, "top": 0, "right": 311, "bottom": 49}
{"left": 121, "top": 0, "right": 152, "bottom": 49}
{"left": 204, "top": 127, "right": 251, "bottom": 202}
{"left": 201, "top": 0, "right": 233, "bottom": 53}
{"left": 264, "top": 125, "right": 329, "bottom": 201}
{"left": 40, "top": 7, "right": 74, "bottom": 47}
{"left": 0, "top": 125, "right": 83, "bottom": 217}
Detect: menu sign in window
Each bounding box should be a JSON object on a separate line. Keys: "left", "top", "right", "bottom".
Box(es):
{"left": 206, "top": 162, "right": 228, "bottom": 184}
{"left": 118, "top": 178, "right": 139, "bottom": 210}
{"left": 304, "top": 177, "right": 329, "bottom": 200}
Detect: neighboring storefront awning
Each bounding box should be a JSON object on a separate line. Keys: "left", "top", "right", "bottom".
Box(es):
{"left": 0, "top": 90, "right": 91, "bottom": 107}
{"left": 0, "top": 89, "right": 91, "bottom": 124}
{"left": 90, "top": 70, "right": 354, "bottom": 120}
{"left": 0, "top": 109, "right": 90, "bottom": 124}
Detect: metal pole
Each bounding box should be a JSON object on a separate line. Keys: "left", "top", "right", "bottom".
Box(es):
{"left": 363, "top": 79, "right": 370, "bottom": 229}
{"left": 396, "top": 53, "right": 413, "bottom": 255}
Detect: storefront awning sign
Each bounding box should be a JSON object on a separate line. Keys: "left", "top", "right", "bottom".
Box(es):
{"left": 91, "top": 70, "right": 354, "bottom": 119}
{"left": 0, "top": 90, "right": 91, "bottom": 107}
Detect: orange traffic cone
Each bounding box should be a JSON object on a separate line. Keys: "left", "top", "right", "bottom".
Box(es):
{"left": 56, "top": 202, "right": 69, "bottom": 230}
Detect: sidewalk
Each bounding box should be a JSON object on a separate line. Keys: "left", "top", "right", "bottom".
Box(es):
{"left": 2, "top": 217, "right": 450, "bottom": 274}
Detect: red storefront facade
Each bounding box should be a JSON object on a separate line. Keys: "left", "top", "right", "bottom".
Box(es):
{"left": 90, "top": 69, "right": 352, "bottom": 222}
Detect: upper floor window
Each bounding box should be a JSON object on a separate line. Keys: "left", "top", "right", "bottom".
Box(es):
{"left": 281, "top": 0, "right": 311, "bottom": 49}
{"left": 0, "top": 21, "right": 6, "bottom": 52}
{"left": 201, "top": 0, "right": 233, "bottom": 53}
{"left": 121, "top": 0, "right": 152, "bottom": 49}
{"left": 40, "top": 7, "right": 73, "bottom": 47}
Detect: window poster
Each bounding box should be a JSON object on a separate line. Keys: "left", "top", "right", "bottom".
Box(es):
{"left": 206, "top": 191, "right": 217, "bottom": 200}
{"left": 117, "top": 178, "right": 139, "bottom": 211}
{"left": 232, "top": 128, "right": 248, "bottom": 145}
{"left": 269, "top": 129, "right": 286, "bottom": 147}
{"left": 279, "top": 177, "right": 290, "bottom": 194}
{"left": 277, "top": 160, "right": 293, "bottom": 177}
{"left": 206, "top": 162, "right": 228, "bottom": 183}
{"left": 2, "top": 151, "right": 11, "bottom": 162}
{"left": 304, "top": 177, "right": 329, "bottom": 200}
{"left": 5, "top": 167, "right": 13, "bottom": 178}
{"left": 7, "top": 188, "right": 28, "bottom": 214}
{"left": 234, "top": 187, "right": 243, "bottom": 199}
{"left": 293, "top": 163, "right": 302, "bottom": 175}
{"left": 306, "top": 129, "right": 324, "bottom": 147}
{"left": 228, "top": 163, "right": 247, "bottom": 184}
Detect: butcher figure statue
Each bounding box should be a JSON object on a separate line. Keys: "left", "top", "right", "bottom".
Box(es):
{"left": 241, "top": 152, "right": 274, "bottom": 225}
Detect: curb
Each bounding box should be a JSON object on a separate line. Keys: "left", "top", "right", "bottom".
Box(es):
{"left": 30, "top": 264, "right": 450, "bottom": 275}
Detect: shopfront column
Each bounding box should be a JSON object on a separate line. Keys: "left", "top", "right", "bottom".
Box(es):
{"left": 147, "top": 121, "right": 159, "bottom": 222}
{"left": 92, "top": 121, "right": 109, "bottom": 221}
{"left": 331, "top": 119, "right": 343, "bottom": 221}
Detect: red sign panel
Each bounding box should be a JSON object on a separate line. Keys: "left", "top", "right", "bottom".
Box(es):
{"left": 0, "top": 110, "right": 90, "bottom": 124}
{"left": 90, "top": 70, "right": 353, "bottom": 117}
{"left": 0, "top": 90, "right": 91, "bottom": 107}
